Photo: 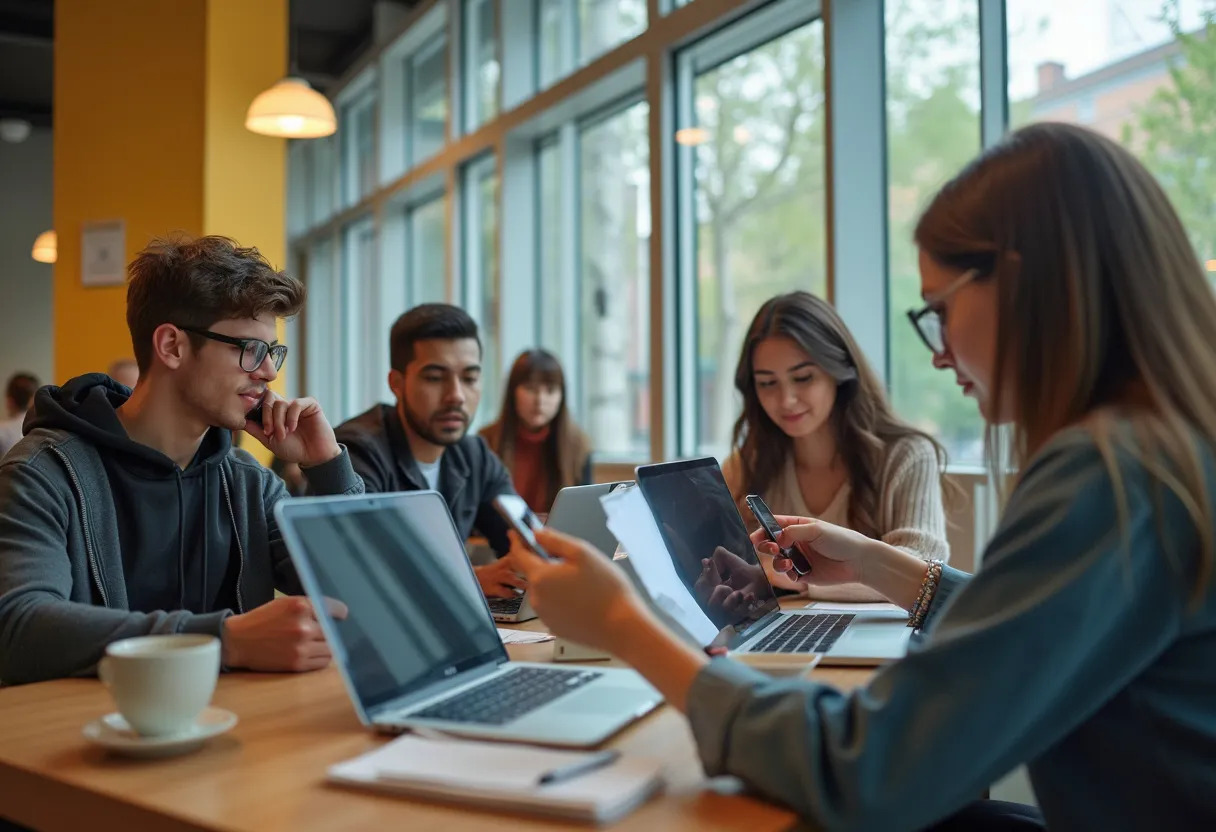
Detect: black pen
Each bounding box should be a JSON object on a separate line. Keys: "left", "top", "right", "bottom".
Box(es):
{"left": 536, "top": 749, "right": 621, "bottom": 786}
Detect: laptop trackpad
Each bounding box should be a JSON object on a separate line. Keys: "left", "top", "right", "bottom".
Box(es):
{"left": 553, "top": 687, "right": 647, "bottom": 716}
{"left": 834, "top": 620, "right": 910, "bottom": 657}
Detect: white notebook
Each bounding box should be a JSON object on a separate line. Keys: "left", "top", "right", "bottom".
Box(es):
{"left": 328, "top": 734, "right": 665, "bottom": 825}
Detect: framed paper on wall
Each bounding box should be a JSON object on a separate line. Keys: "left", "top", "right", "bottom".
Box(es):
{"left": 81, "top": 220, "right": 126, "bottom": 287}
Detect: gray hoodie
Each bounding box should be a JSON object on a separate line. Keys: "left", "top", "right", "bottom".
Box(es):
{"left": 0, "top": 374, "right": 364, "bottom": 685}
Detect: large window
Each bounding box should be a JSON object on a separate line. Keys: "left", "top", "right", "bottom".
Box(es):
{"left": 464, "top": 156, "right": 500, "bottom": 427}
{"left": 680, "top": 14, "right": 827, "bottom": 456}
{"left": 1007, "top": 0, "right": 1216, "bottom": 277}
{"left": 298, "top": 0, "right": 1132, "bottom": 473}
{"left": 885, "top": 0, "right": 985, "bottom": 467}
{"left": 463, "top": 0, "right": 499, "bottom": 131}
{"left": 409, "top": 37, "right": 448, "bottom": 164}
{"left": 580, "top": 102, "right": 651, "bottom": 459}
{"left": 538, "top": 0, "right": 647, "bottom": 89}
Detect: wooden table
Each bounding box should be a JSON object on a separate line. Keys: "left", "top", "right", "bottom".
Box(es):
{"left": 0, "top": 604, "right": 873, "bottom": 831}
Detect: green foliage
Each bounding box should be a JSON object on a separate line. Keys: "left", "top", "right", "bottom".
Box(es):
{"left": 1126, "top": 2, "right": 1216, "bottom": 264}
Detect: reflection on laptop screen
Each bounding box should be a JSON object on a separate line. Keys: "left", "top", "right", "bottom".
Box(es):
{"left": 637, "top": 460, "right": 778, "bottom": 631}
{"left": 288, "top": 498, "right": 504, "bottom": 711}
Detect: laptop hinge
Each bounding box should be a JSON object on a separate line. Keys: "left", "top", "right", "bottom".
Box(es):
{"left": 733, "top": 608, "right": 785, "bottom": 644}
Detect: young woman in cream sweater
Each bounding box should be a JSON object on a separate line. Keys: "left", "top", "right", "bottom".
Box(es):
{"left": 722, "top": 291, "right": 950, "bottom": 601}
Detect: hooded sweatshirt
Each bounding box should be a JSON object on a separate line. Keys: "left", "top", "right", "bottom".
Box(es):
{"left": 30, "top": 376, "right": 237, "bottom": 614}
{"left": 0, "top": 374, "right": 364, "bottom": 685}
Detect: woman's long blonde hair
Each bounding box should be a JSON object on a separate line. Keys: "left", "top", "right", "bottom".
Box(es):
{"left": 915, "top": 122, "right": 1216, "bottom": 602}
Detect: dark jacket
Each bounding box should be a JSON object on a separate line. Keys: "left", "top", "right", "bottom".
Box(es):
{"left": 334, "top": 404, "right": 516, "bottom": 556}
{"left": 0, "top": 374, "right": 364, "bottom": 685}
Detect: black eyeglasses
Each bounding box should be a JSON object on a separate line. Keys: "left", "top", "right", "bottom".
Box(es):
{"left": 905, "top": 269, "right": 980, "bottom": 356}
{"left": 176, "top": 326, "right": 288, "bottom": 372}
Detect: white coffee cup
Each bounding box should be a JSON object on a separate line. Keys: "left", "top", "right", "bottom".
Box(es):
{"left": 97, "top": 634, "right": 221, "bottom": 737}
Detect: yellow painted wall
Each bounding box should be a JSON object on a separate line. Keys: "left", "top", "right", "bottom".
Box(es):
{"left": 54, "top": 0, "right": 288, "bottom": 463}
{"left": 53, "top": 0, "right": 207, "bottom": 382}
{"left": 203, "top": 0, "right": 287, "bottom": 267}
{"left": 203, "top": 0, "right": 288, "bottom": 464}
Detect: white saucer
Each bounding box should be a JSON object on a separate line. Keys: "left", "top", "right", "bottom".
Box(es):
{"left": 83, "top": 707, "right": 237, "bottom": 758}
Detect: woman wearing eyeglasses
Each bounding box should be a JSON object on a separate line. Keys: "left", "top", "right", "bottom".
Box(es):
{"left": 722, "top": 291, "right": 951, "bottom": 602}
{"left": 508, "top": 122, "right": 1216, "bottom": 830}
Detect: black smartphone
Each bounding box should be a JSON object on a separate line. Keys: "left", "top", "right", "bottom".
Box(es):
{"left": 493, "top": 494, "right": 556, "bottom": 561}
{"left": 745, "top": 493, "right": 812, "bottom": 576}
{"left": 245, "top": 403, "right": 264, "bottom": 425}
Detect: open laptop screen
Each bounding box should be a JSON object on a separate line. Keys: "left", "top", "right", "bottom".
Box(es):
{"left": 282, "top": 493, "right": 506, "bottom": 712}
{"left": 635, "top": 458, "right": 779, "bottom": 631}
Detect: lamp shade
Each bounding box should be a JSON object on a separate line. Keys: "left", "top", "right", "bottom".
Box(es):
{"left": 31, "top": 229, "right": 56, "bottom": 263}
{"left": 245, "top": 77, "right": 336, "bottom": 138}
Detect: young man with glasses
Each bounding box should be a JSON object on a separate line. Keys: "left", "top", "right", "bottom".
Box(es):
{"left": 0, "top": 236, "right": 363, "bottom": 685}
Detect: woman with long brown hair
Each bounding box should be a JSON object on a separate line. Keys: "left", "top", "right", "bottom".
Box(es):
{"left": 480, "top": 349, "right": 592, "bottom": 514}
{"left": 506, "top": 122, "right": 1216, "bottom": 829}
{"left": 723, "top": 291, "right": 949, "bottom": 600}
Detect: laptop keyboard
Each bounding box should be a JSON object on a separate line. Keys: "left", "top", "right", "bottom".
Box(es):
{"left": 487, "top": 595, "right": 524, "bottom": 616}
{"left": 752, "top": 613, "right": 855, "bottom": 654}
{"left": 410, "top": 666, "right": 602, "bottom": 725}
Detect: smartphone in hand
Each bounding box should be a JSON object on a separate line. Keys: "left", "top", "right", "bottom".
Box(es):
{"left": 493, "top": 494, "right": 556, "bottom": 561}
{"left": 745, "top": 494, "right": 812, "bottom": 576}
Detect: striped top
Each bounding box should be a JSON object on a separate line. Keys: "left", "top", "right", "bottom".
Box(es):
{"left": 722, "top": 436, "right": 949, "bottom": 601}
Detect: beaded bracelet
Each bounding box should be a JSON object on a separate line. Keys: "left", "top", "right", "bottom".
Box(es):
{"left": 907, "top": 559, "right": 944, "bottom": 630}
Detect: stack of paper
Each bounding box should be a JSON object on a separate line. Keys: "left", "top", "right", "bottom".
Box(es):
{"left": 497, "top": 628, "right": 555, "bottom": 645}
{"left": 328, "top": 734, "right": 665, "bottom": 824}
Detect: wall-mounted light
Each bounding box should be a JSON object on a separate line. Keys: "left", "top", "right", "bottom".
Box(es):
{"left": 31, "top": 230, "right": 56, "bottom": 263}
{"left": 245, "top": 78, "right": 336, "bottom": 138}
{"left": 1206, "top": 259, "right": 1216, "bottom": 272}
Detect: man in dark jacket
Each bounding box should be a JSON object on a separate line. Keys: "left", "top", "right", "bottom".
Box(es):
{"left": 334, "top": 304, "right": 525, "bottom": 599}
{"left": 0, "top": 235, "right": 363, "bottom": 685}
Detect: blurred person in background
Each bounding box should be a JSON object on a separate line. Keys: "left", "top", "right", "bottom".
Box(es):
{"left": 480, "top": 349, "right": 592, "bottom": 516}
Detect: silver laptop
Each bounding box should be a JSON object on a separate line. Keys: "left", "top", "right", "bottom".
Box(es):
{"left": 275, "top": 491, "right": 662, "bottom": 747}
{"left": 546, "top": 482, "right": 632, "bottom": 555}
{"left": 634, "top": 458, "right": 912, "bottom": 666}
{"left": 486, "top": 482, "right": 633, "bottom": 623}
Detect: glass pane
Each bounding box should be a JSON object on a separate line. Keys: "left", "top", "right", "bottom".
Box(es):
{"left": 689, "top": 20, "right": 828, "bottom": 456}
{"left": 537, "top": 139, "right": 564, "bottom": 352}
{"left": 465, "top": 158, "right": 500, "bottom": 429}
{"left": 580, "top": 102, "right": 651, "bottom": 459}
{"left": 356, "top": 102, "right": 376, "bottom": 197}
{"left": 1007, "top": 0, "right": 1216, "bottom": 281}
{"left": 411, "top": 195, "right": 447, "bottom": 304}
{"left": 411, "top": 38, "right": 448, "bottom": 164}
{"left": 538, "top": 0, "right": 565, "bottom": 89}
{"left": 464, "top": 0, "right": 499, "bottom": 131}
{"left": 287, "top": 141, "right": 310, "bottom": 236}
{"left": 343, "top": 221, "right": 378, "bottom": 417}
{"left": 885, "top": 0, "right": 985, "bottom": 468}
{"left": 305, "top": 240, "right": 338, "bottom": 417}
{"left": 342, "top": 97, "right": 376, "bottom": 204}
{"left": 310, "top": 136, "right": 336, "bottom": 224}
{"left": 580, "top": 0, "right": 646, "bottom": 65}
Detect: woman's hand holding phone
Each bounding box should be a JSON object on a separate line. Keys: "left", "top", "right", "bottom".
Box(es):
{"left": 748, "top": 516, "right": 874, "bottom": 588}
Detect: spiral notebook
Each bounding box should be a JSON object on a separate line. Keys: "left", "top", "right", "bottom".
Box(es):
{"left": 328, "top": 734, "right": 665, "bottom": 825}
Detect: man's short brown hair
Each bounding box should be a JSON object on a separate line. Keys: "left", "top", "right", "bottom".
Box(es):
{"left": 126, "top": 235, "right": 305, "bottom": 373}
